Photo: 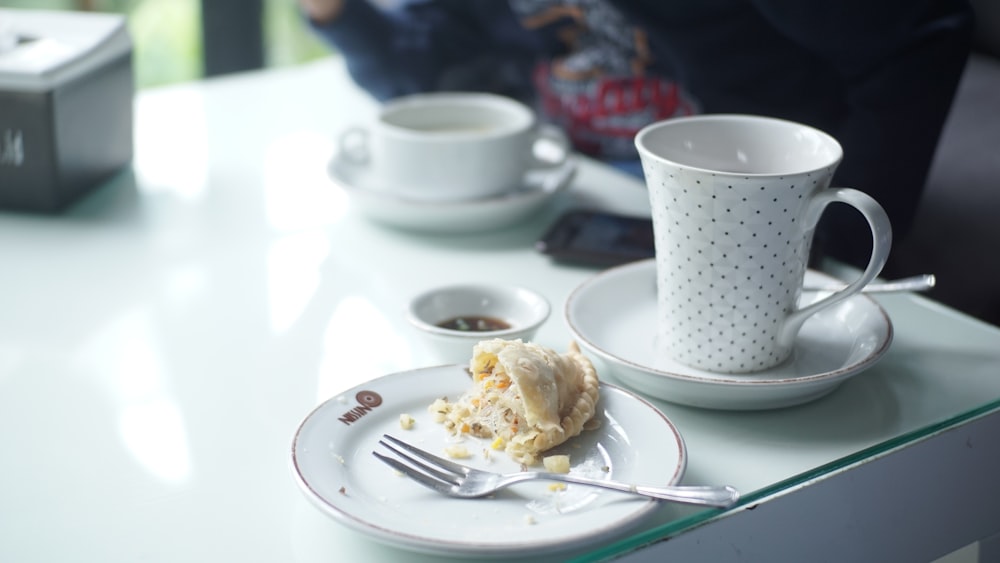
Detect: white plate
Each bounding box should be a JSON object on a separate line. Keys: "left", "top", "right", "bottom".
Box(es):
{"left": 566, "top": 260, "right": 893, "bottom": 410}
{"left": 290, "top": 365, "right": 686, "bottom": 558}
{"left": 328, "top": 154, "right": 576, "bottom": 233}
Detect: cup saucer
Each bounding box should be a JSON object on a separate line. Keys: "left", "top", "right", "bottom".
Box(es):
{"left": 566, "top": 259, "right": 893, "bottom": 410}
{"left": 328, "top": 153, "right": 576, "bottom": 233}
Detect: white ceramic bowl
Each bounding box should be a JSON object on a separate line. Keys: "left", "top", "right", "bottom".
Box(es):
{"left": 406, "top": 284, "right": 551, "bottom": 364}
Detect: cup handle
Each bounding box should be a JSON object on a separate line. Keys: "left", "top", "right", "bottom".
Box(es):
{"left": 527, "top": 124, "right": 570, "bottom": 169}
{"left": 777, "top": 187, "right": 893, "bottom": 349}
{"left": 338, "top": 126, "right": 370, "bottom": 166}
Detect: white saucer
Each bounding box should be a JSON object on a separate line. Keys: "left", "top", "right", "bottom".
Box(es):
{"left": 328, "top": 154, "right": 576, "bottom": 233}
{"left": 566, "top": 260, "right": 894, "bottom": 410}
{"left": 290, "top": 365, "right": 686, "bottom": 558}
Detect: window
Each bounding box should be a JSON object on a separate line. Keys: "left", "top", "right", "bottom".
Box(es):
{"left": 0, "top": 0, "right": 329, "bottom": 88}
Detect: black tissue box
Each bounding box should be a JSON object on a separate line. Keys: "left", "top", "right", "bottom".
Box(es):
{"left": 0, "top": 9, "right": 133, "bottom": 212}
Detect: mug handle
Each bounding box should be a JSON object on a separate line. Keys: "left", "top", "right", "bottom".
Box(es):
{"left": 777, "top": 187, "right": 893, "bottom": 349}
{"left": 338, "top": 126, "right": 370, "bottom": 166}
{"left": 527, "top": 124, "right": 571, "bottom": 170}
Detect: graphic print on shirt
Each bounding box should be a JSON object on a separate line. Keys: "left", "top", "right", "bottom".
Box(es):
{"left": 509, "top": 0, "right": 698, "bottom": 160}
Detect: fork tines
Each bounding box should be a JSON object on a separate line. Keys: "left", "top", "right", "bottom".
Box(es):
{"left": 380, "top": 434, "right": 468, "bottom": 474}
{"left": 373, "top": 434, "right": 465, "bottom": 494}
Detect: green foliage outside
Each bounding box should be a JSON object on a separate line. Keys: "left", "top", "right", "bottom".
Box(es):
{"left": 0, "top": 0, "right": 330, "bottom": 88}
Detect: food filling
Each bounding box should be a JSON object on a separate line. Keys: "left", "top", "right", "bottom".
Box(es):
{"left": 429, "top": 338, "right": 599, "bottom": 465}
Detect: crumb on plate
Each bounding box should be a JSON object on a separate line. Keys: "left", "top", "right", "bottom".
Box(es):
{"left": 542, "top": 454, "right": 571, "bottom": 474}
{"left": 444, "top": 445, "right": 471, "bottom": 459}
{"left": 399, "top": 413, "right": 416, "bottom": 430}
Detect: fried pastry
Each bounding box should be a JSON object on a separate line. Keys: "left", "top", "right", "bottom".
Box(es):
{"left": 429, "top": 338, "right": 600, "bottom": 465}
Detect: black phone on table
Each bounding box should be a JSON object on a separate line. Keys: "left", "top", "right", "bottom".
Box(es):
{"left": 536, "top": 209, "right": 655, "bottom": 267}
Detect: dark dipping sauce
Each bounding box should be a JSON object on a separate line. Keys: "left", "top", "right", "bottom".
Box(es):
{"left": 436, "top": 315, "right": 511, "bottom": 332}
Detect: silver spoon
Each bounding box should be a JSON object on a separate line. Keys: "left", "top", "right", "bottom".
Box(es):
{"left": 804, "top": 274, "right": 936, "bottom": 293}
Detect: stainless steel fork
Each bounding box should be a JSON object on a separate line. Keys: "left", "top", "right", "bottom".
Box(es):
{"left": 373, "top": 434, "right": 740, "bottom": 508}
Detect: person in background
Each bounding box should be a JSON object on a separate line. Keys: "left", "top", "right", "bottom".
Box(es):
{"left": 299, "top": 0, "right": 973, "bottom": 269}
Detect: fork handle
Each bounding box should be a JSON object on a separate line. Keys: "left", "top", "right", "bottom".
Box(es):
{"left": 522, "top": 472, "right": 740, "bottom": 508}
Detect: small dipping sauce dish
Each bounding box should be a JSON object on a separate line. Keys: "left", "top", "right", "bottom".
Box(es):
{"left": 406, "top": 283, "right": 551, "bottom": 364}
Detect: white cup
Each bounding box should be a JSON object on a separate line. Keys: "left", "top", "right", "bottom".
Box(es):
{"left": 635, "top": 114, "right": 892, "bottom": 373}
{"left": 338, "top": 92, "right": 569, "bottom": 201}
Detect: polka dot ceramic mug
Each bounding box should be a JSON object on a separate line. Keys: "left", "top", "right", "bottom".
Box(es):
{"left": 635, "top": 114, "right": 892, "bottom": 374}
